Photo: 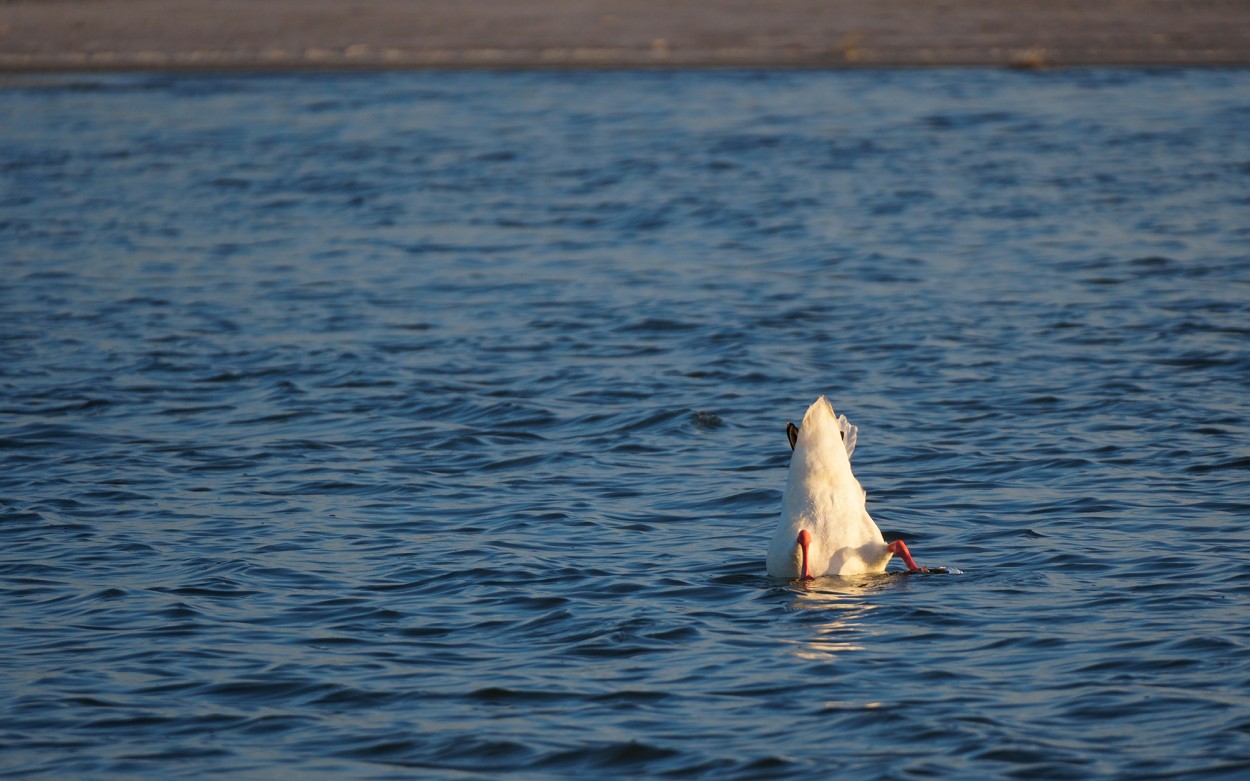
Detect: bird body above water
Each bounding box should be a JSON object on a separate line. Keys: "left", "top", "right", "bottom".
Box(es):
{"left": 767, "top": 396, "right": 922, "bottom": 579}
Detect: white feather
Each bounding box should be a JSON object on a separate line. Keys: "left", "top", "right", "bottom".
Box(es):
{"left": 766, "top": 396, "right": 892, "bottom": 578}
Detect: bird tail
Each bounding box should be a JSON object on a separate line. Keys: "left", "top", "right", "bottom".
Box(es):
{"left": 837, "top": 414, "right": 858, "bottom": 460}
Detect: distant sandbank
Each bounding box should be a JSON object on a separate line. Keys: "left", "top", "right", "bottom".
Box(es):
{"left": 2, "top": 0, "right": 1249, "bottom": 72}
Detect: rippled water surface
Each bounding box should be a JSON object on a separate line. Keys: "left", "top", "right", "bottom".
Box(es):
{"left": 3, "top": 69, "right": 1250, "bottom": 779}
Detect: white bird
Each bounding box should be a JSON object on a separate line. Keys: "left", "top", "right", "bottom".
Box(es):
{"left": 767, "top": 396, "right": 923, "bottom": 579}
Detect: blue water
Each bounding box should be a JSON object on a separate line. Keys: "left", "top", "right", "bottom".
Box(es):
{"left": 2, "top": 68, "right": 1249, "bottom": 780}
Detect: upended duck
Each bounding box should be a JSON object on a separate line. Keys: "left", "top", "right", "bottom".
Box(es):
{"left": 767, "top": 396, "right": 924, "bottom": 579}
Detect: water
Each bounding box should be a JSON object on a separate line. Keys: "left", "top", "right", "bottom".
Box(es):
{"left": 2, "top": 68, "right": 1249, "bottom": 780}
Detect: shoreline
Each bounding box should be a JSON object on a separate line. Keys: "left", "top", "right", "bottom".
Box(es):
{"left": 3, "top": 0, "right": 1249, "bottom": 73}
{"left": 6, "top": 50, "right": 1250, "bottom": 75}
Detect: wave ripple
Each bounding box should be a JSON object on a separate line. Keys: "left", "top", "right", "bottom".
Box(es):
{"left": 3, "top": 69, "right": 1250, "bottom": 780}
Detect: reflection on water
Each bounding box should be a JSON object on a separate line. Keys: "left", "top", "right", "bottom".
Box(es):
{"left": 788, "top": 565, "right": 965, "bottom": 660}
{"left": 788, "top": 575, "right": 892, "bottom": 660}
{"left": 794, "top": 605, "right": 875, "bottom": 659}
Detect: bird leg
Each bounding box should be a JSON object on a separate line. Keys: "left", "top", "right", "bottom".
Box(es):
{"left": 886, "top": 540, "right": 926, "bottom": 573}
{"left": 797, "top": 529, "right": 813, "bottom": 580}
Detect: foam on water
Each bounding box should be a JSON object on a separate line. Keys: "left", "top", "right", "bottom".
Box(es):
{"left": 2, "top": 69, "right": 1249, "bottom": 780}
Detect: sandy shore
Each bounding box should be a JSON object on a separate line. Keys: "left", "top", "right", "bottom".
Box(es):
{"left": 2, "top": 0, "right": 1248, "bottom": 71}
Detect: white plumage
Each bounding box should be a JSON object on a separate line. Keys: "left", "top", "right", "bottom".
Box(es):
{"left": 767, "top": 396, "right": 921, "bottom": 579}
